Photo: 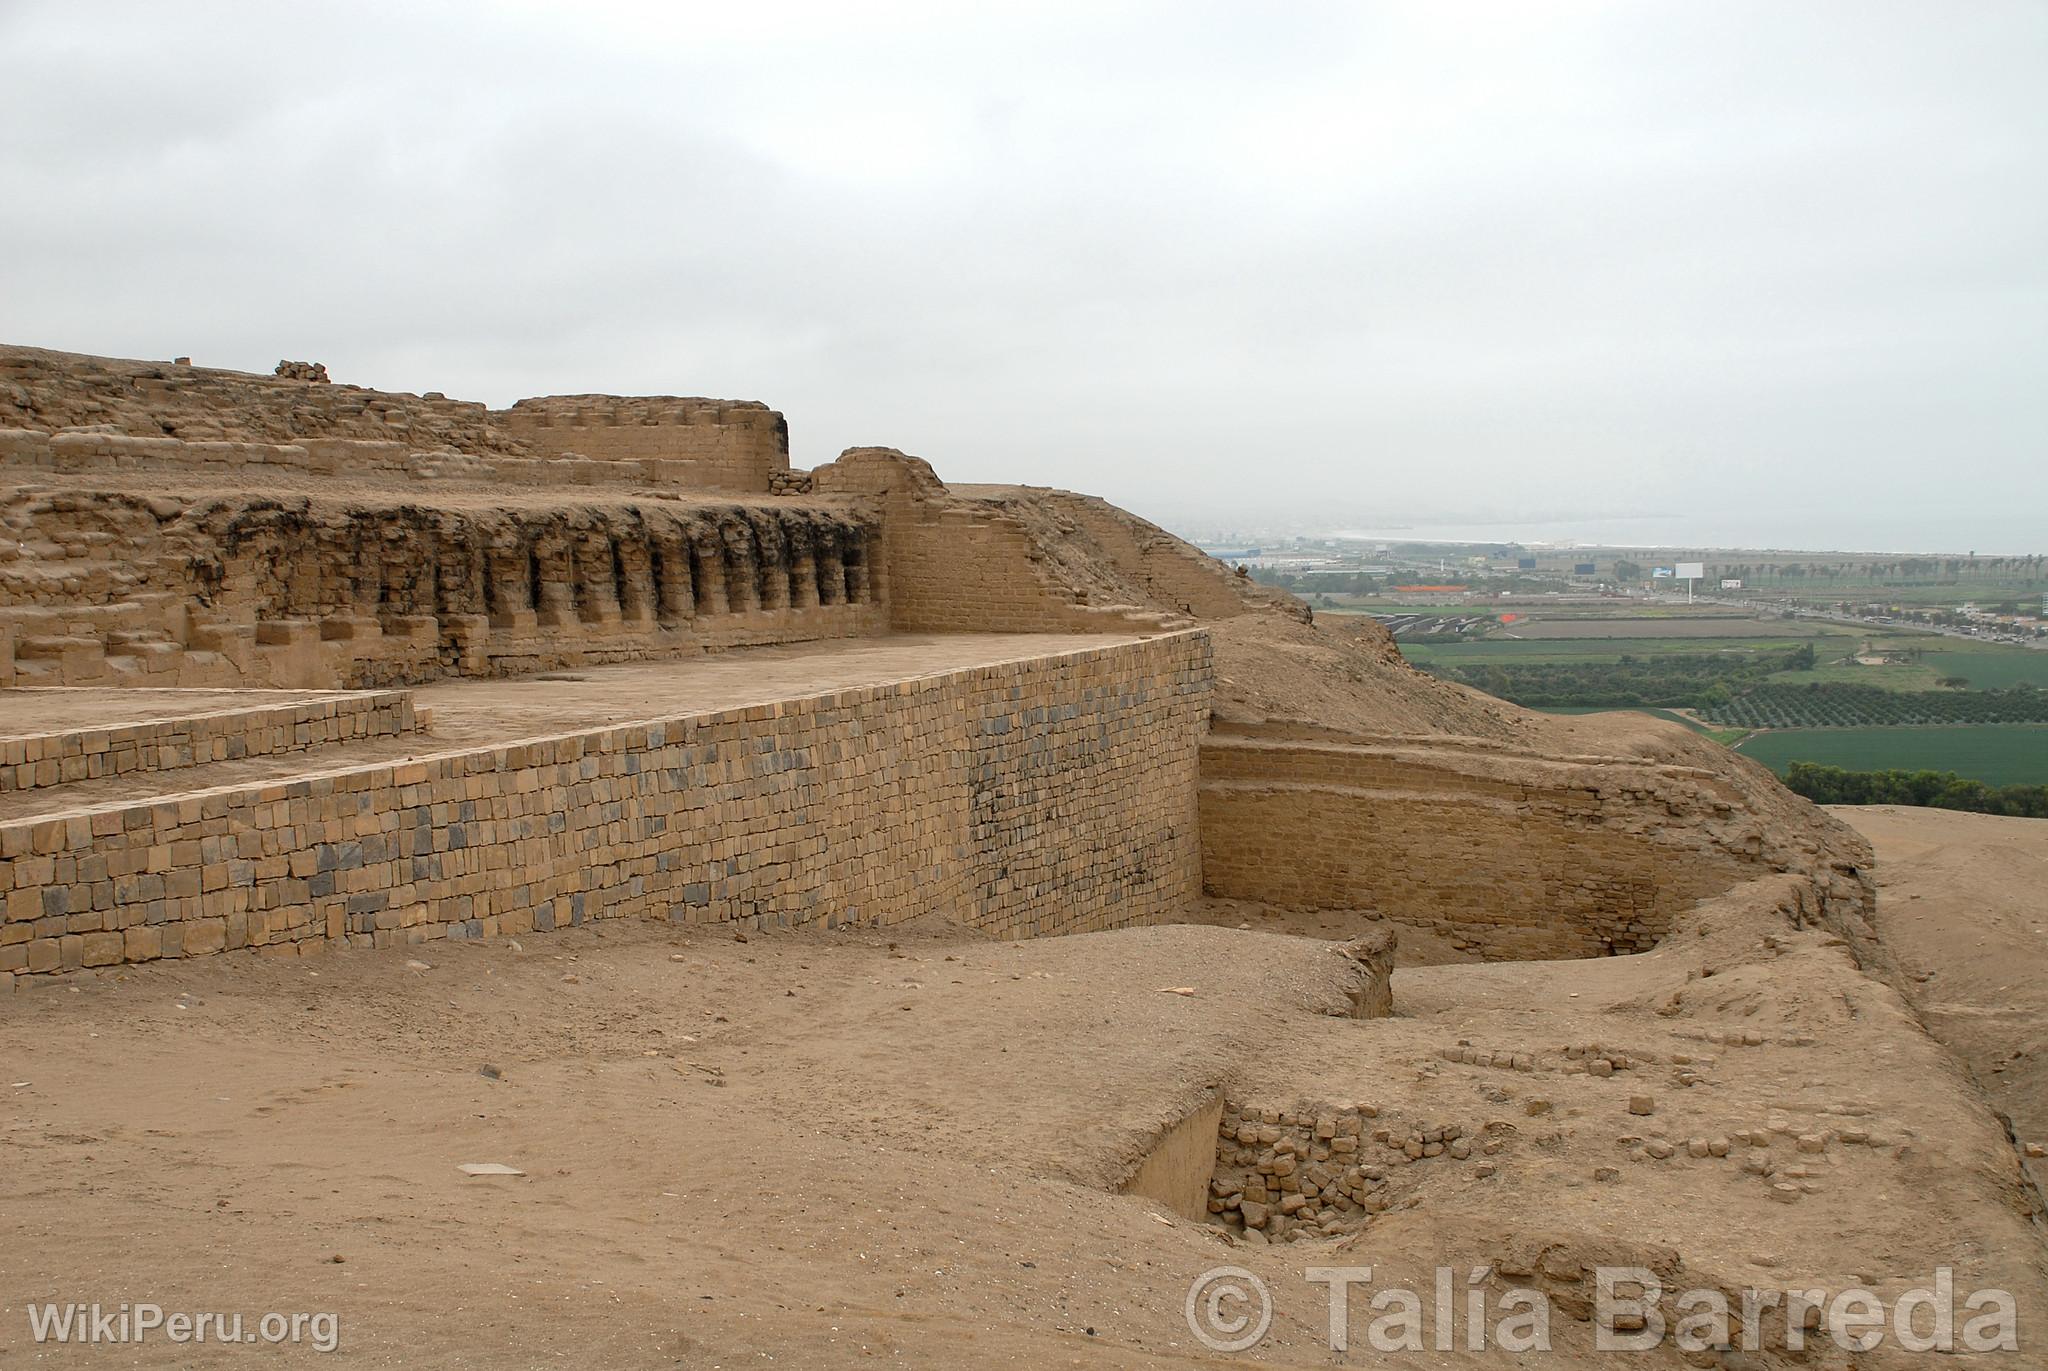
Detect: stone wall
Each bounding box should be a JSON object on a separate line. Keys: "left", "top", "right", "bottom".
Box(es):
{"left": 1199, "top": 732, "right": 1760, "bottom": 958}
{"left": 0, "top": 633, "right": 1212, "bottom": 986}
{"left": 0, "top": 690, "right": 417, "bottom": 793}
{"left": 495, "top": 396, "right": 789, "bottom": 493}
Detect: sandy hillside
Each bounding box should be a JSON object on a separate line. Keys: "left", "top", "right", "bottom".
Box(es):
{"left": 3, "top": 878, "right": 2038, "bottom": 1368}
{"left": 1835, "top": 806, "right": 2048, "bottom": 1163}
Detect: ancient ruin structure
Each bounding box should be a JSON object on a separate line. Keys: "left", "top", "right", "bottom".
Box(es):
{"left": 19, "top": 345, "right": 2035, "bottom": 1370}
{"left": 0, "top": 345, "right": 1872, "bottom": 986}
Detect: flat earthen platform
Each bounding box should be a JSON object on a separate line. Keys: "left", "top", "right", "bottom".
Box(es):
{"left": 0, "top": 633, "right": 1154, "bottom": 822}
{"left": 0, "top": 687, "right": 356, "bottom": 734}
{"left": 410, "top": 632, "right": 1155, "bottom": 742}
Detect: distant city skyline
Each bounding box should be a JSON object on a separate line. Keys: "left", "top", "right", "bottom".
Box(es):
{"left": 1160, "top": 513, "right": 2043, "bottom": 560}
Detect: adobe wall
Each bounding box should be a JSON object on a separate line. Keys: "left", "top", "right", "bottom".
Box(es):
{"left": 1199, "top": 733, "right": 1760, "bottom": 958}
{"left": 0, "top": 690, "right": 417, "bottom": 793}
{"left": 811, "top": 448, "right": 1186, "bottom": 634}
{"left": 0, "top": 633, "right": 1212, "bottom": 986}
{"left": 0, "top": 483, "right": 887, "bottom": 689}
{"left": 0, "top": 346, "right": 519, "bottom": 453}
{"left": 1, "top": 426, "right": 756, "bottom": 492}
{"left": 495, "top": 396, "right": 789, "bottom": 493}
{"left": 0, "top": 348, "right": 790, "bottom": 494}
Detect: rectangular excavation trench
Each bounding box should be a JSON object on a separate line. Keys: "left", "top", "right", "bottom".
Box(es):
{"left": 1127, "top": 1089, "right": 1516, "bottom": 1246}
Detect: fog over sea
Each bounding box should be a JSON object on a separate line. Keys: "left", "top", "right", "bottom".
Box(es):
{"left": 1146, "top": 506, "right": 2043, "bottom": 559}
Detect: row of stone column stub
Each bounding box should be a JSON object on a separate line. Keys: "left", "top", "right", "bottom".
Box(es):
{"left": 187, "top": 498, "right": 887, "bottom": 625}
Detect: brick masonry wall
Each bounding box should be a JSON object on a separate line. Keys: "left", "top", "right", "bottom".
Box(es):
{"left": 1199, "top": 736, "right": 1755, "bottom": 958}
{"left": 494, "top": 398, "right": 790, "bottom": 493}
{"left": 0, "top": 633, "right": 1212, "bottom": 988}
{"left": 0, "top": 691, "right": 418, "bottom": 793}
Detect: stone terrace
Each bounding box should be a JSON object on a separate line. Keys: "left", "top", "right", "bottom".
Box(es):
{"left": 0, "top": 630, "right": 1213, "bottom": 985}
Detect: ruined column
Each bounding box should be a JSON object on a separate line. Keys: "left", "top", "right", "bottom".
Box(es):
{"left": 484, "top": 532, "right": 536, "bottom": 629}
{"left": 749, "top": 511, "right": 789, "bottom": 612}
{"left": 432, "top": 517, "right": 487, "bottom": 618}
{"left": 844, "top": 525, "right": 877, "bottom": 605}
{"left": 721, "top": 516, "right": 760, "bottom": 615}
{"left": 612, "top": 525, "right": 656, "bottom": 629}
{"left": 532, "top": 530, "right": 577, "bottom": 627}
{"left": 814, "top": 522, "right": 846, "bottom": 607}
{"left": 784, "top": 514, "right": 820, "bottom": 611}
{"left": 651, "top": 517, "right": 694, "bottom": 625}
{"left": 690, "top": 527, "right": 729, "bottom": 616}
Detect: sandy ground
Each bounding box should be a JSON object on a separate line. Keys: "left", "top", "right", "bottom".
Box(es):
{"left": 1835, "top": 806, "right": 2048, "bottom": 1164}
{"left": 3, "top": 867, "right": 2041, "bottom": 1368}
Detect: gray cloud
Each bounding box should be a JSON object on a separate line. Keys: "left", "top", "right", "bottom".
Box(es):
{"left": 3, "top": 0, "right": 2042, "bottom": 551}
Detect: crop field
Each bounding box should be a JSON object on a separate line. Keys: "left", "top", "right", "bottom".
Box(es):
{"left": 1704, "top": 683, "right": 2048, "bottom": 729}
{"left": 1764, "top": 661, "right": 1946, "bottom": 691}
{"left": 1401, "top": 636, "right": 1827, "bottom": 667}
{"left": 1921, "top": 648, "right": 2048, "bottom": 690}
{"left": 1399, "top": 615, "right": 2047, "bottom": 696}
{"left": 1735, "top": 725, "right": 2048, "bottom": 787}
{"left": 1499, "top": 617, "right": 1823, "bottom": 639}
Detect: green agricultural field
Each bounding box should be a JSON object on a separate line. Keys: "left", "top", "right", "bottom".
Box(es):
{"left": 1735, "top": 725, "right": 2048, "bottom": 787}
{"left": 1920, "top": 648, "right": 2048, "bottom": 690}
{"left": 1401, "top": 636, "right": 1830, "bottom": 667}
{"left": 1764, "top": 660, "right": 1945, "bottom": 691}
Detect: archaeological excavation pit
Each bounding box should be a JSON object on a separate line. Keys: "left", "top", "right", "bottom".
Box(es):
{"left": 1125, "top": 1096, "right": 1520, "bottom": 1245}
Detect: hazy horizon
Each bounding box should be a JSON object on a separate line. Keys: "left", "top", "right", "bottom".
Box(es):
{"left": 2, "top": 2, "right": 2042, "bottom": 554}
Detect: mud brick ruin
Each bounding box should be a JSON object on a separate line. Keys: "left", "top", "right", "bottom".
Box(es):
{"left": 0, "top": 345, "right": 1873, "bottom": 987}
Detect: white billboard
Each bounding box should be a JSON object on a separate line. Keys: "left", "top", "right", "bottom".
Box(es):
{"left": 1721, "top": 578, "right": 1744, "bottom": 590}
{"left": 1676, "top": 561, "right": 1705, "bottom": 580}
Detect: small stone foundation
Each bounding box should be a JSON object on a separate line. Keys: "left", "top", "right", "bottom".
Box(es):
{"left": 1206, "top": 1101, "right": 1512, "bottom": 1244}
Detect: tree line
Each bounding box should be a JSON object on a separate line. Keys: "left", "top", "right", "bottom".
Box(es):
{"left": 1783, "top": 762, "right": 2048, "bottom": 819}
{"left": 1428, "top": 645, "right": 1813, "bottom": 709}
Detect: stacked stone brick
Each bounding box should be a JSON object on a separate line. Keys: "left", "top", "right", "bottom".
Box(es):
{"left": 0, "top": 690, "right": 416, "bottom": 792}
{"left": 0, "top": 634, "right": 1211, "bottom": 988}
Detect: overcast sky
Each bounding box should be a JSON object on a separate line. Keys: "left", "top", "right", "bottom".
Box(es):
{"left": 2, "top": 1, "right": 2042, "bottom": 552}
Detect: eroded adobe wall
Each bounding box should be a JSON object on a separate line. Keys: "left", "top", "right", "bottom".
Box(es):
{"left": 1198, "top": 729, "right": 1867, "bottom": 959}
{"left": 0, "top": 347, "right": 791, "bottom": 494}
{"left": 495, "top": 396, "right": 789, "bottom": 493}
{"left": 1, "top": 425, "right": 752, "bottom": 492}
{"left": 0, "top": 346, "right": 520, "bottom": 452}
{"left": 810, "top": 447, "right": 1198, "bottom": 634}
{"left": 0, "top": 634, "right": 1212, "bottom": 985}
{"left": 0, "top": 486, "right": 886, "bottom": 688}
